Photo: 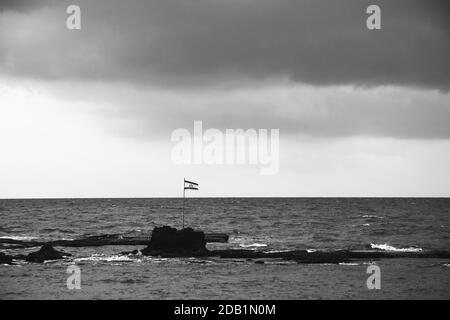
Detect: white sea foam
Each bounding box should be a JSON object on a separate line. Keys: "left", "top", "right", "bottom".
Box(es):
{"left": 362, "top": 215, "right": 381, "bottom": 219}
{"left": 370, "top": 243, "right": 422, "bottom": 252}
{"left": 0, "top": 235, "right": 38, "bottom": 241}
{"left": 75, "top": 254, "right": 134, "bottom": 263}
{"left": 230, "top": 236, "right": 269, "bottom": 249}
{"left": 239, "top": 243, "right": 267, "bottom": 248}
{"left": 339, "top": 262, "right": 360, "bottom": 266}
{"left": 264, "top": 249, "right": 291, "bottom": 253}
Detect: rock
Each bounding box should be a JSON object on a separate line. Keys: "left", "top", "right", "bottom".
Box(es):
{"left": 0, "top": 252, "right": 13, "bottom": 264}
{"left": 25, "top": 244, "right": 71, "bottom": 263}
{"left": 204, "top": 233, "right": 229, "bottom": 243}
{"left": 213, "top": 249, "right": 267, "bottom": 259}
{"left": 120, "top": 249, "right": 139, "bottom": 255}
{"left": 0, "top": 232, "right": 229, "bottom": 249}
{"left": 210, "top": 249, "right": 350, "bottom": 264}
{"left": 290, "top": 251, "right": 351, "bottom": 264}
{"left": 141, "top": 226, "right": 208, "bottom": 257}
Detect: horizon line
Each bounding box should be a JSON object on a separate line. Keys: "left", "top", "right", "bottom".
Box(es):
{"left": 1, "top": 196, "right": 449, "bottom": 200}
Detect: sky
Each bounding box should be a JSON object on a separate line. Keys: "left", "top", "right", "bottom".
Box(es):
{"left": 0, "top": 0, "right": 449, "bottom": 198}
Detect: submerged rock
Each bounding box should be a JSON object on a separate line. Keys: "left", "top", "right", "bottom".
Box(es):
{"left": 25, "top": 244, "right": 71, "bottom": 263}
{"left": 210, "top": 249, "right": 351, "bottom": 264}
{"left": 120, "top": 249, "right": 140, "bottom": 255}
{"left": 0, "top": 252, "right": 13, "bottom": 264}
{"left": 289, "top": 251, "right": 351, "bottom": 264}
{"left": 0, "top": 232, "right": 228, "bottom": 249}
{"left": 141, "top": 226, "right": 208, "bottom": 257}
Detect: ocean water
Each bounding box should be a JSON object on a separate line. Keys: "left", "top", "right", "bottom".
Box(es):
{"left": 1, "top": 198, "right": 449, "bottom": 299}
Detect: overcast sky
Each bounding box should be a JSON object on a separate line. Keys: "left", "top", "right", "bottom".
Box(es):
{"left": 0, "top": 0, "right": 449, "bottom": 197}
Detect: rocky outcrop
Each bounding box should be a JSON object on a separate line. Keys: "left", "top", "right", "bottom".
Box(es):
{"left": 141, "top": 226, "right": 209, "bottom": 257}
{"left": 209, "top": 249, "right": 351, "bottom": 264}
{"left": 287, "top": 250, "right": 351, "bottom": 264}
{"left": 4, "top": 226, "right": 450, "bottom": 265}
{"left": 203, "top": 248, "right": 450, "bottom": 264}
{"left": 138, "top": 226, "right": 450, "bottom": 262}
{"left": 25, "top": 244, "right": 71, "bottom": 263}
{"left": 0, "top": 232, "right": 228, "bottom": 249}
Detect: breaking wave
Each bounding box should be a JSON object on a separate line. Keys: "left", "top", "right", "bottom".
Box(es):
{"left": 370, "top": 243, "right": 422, "bottom": 252}
{"left": 230, "top": 236, "right": 269, "bottom": 249}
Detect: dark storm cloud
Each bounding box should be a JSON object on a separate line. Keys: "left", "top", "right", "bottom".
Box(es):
{"left": 50, "top": 83, "right": 449, "bottom": 140}
{"left": 0, "top": 0, "right": 52, "bottom": 12}
{"left": 1, "top": 0, "right": 449, "bottom": 90}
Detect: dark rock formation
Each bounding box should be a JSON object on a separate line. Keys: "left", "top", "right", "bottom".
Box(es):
{"left": 206, "top": 248, "right": 450, "bottom": 264}
{"left": 141, "top": 226, "right": 208, "bottom": 257}
{"left": 288, "top": 251, "right": 351, "bottom": 264}
{"left": 0, "top": 252, "right": 13, "bottom": 264}
{"left": 0, "top": 232, "right": 228, "bottom": 249}
{"left": 205, "top": 233, "right": 229, "bottom": 243}
{"left": 137, "top": 226, "right": 450, "bottom": 262}
{"left": 210, "top": 249, "right": 351, "bottom": 264}
{"left": 212, "top": 249, "right": 273, "bottom": 259}
{"left": 4, "top": 226, "right": 450, "bottom": 265}
{"left": 25, "top": 244, "right": 71, "bottom": 263}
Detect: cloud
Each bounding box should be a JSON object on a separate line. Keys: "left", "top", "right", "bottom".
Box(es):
{"left": 121, "top": 86, "right": 450, "bottom": 140}
{"left": 0, "top": 0, "right": 53, "bottom": 12}
{"left": 32, "top": 80, "right": 450, "bottom": 140}
{"left": 2, "top": 81, "right": 450, "bottom": 197}
{"left": 0, "top": 0, "right": 449, "bottom": 90}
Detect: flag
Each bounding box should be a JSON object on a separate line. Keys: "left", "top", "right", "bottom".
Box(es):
{"left": 184, "top": 179, "right": 199, "bottom": 190}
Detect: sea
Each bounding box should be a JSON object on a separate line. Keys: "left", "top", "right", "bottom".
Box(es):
{"left": 1, "top": 198, "right": 449, "bottom": 299}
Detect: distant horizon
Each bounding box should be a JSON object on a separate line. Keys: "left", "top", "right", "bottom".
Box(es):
{"left": 2, "top": 196, "right": 449, "bottom": 200}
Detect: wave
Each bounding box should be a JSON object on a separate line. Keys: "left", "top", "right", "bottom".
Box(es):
{"left": 362, "top": 215, "right": 382, "bottom": 219}
{"left": 370, "top": 243, "right": 422, "bottom": 252}
{"left": 230, "top": 236, "right": 269, "bottom": 249}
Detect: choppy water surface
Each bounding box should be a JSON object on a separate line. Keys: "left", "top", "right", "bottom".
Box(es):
{"left": 1, "top": 198, "right": 449, "bottom": 299}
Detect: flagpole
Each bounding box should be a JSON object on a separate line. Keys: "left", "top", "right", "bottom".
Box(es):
{"left": 182, "top": 178, "right": 185, "bottom": 229}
